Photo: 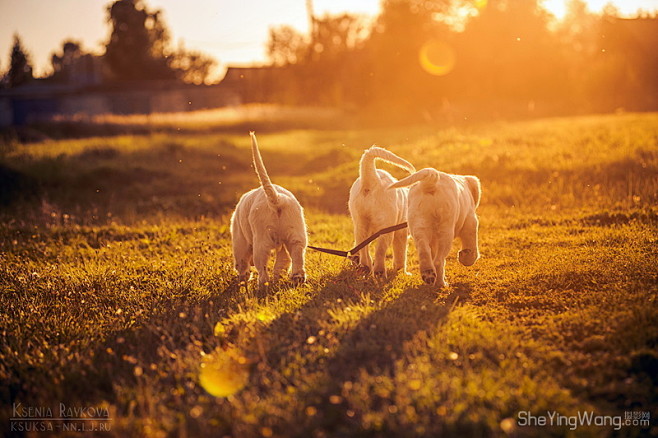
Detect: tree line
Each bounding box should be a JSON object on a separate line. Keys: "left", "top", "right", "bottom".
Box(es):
{"left": 2, "top": 0, "right": 657, "bottom": 119}
{"left": 266, "top": 0, "right": 658, "bottom": 117}
{"left": 1, "top": 0, "right": 216, "bottom": 89}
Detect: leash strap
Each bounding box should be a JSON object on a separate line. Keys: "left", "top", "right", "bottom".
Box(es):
{"left": 306, "top": 246, "right": 349, "bottom": 257}
{"left": 308, "top": 222, "right": 408, "bottom": 258}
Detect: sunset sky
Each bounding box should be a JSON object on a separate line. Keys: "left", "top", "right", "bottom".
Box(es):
{"left": 1, "top": 0, "right": 657, "bottom": 80}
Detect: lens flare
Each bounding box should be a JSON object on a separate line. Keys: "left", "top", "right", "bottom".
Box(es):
{"left": 199, "top": 347, "right": 249, "bottom": 397}
{"left": 419, "top": 40, "right": 456, "bottom": 76}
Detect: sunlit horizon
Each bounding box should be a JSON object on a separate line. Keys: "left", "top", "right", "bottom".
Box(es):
{"left": 544, "top": 0, "right": 658, "bottom": 19}
{"left": 0, "top": 0, "right": 656, "bottom": 79}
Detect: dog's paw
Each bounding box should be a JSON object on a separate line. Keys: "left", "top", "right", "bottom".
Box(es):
{"left": 421, "top": 269, "right": 437, "bottom": 285}
{"left": 237, "top": 274, "right": 249, "bottom": 290}
{"left": 373, "top": 270, "right": 386, "bottom": 280}
{"left": 458, "top": 249, "right": 478, "bottom": 266}
{"left": 290, "top": 272, "right": 306, "bottom": 285}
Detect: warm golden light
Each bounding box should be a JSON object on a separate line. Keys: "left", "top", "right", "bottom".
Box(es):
{"left": 543, "top": 0, "right": 567, "bottom": 19}
{"left": 199, "top": 347, "right": 250, "bottom": 397}
{"left": 419, "top": 40, "right": 456, "bottom": 76}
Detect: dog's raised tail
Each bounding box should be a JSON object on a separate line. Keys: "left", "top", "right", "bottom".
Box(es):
{"left": 250, "top": 131, "right": 279, "bottom": 206}
{"left": 360, "top": 146, "right": 416, "bottom": 188}
{"left": 388, "top": 168, "right": 440, "bottom": 190}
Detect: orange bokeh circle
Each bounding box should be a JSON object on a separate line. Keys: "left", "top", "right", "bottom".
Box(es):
{"left": 419, "top": 40, "right": 456, "bottom": 76}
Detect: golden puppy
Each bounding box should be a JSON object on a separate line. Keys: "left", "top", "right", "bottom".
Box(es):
{"left": 389, "top": 168, "right": 481, "bottom": 287}
{"left": 230, "top": 132, "right": 307, "bottom": 287}
{"left": 348, "top": 146, "right": 416, "bottom": 277}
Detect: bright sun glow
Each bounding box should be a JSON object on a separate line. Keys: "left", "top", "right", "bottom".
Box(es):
{"left": 542, "top": 0, "right": 658, "bottom": 20}
{"left": 475, "top": 0, "right": 488, "bottom": 11}
{"left": 543, "top": 0, "right": 568, "bottom": 19}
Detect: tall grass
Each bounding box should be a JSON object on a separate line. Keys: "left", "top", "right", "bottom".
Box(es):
{"left": 1, "top": 113, "right": 657, "bottom": 437}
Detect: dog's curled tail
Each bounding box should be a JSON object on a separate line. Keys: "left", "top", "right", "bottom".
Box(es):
{"left": 360, "top": 146, "right": 416, "bottom": 188}
{"left": 388, "top": 168, "right": 440, "bottom": 190}
{"left": 250, "top": 131, "right": 279, "bottom": 206}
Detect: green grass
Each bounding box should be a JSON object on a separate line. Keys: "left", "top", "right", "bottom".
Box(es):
{"left": 1, "top": 113, "right": 657, "bottom": 437}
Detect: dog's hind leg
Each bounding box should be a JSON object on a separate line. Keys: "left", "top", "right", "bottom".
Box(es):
{"left": 232, "top": 232, "right": 252, "bottom": 284}
{"left": 373, "top": 233, "right": 392, "bottom": 278}
{"left": 353, "top": 224, "right": 373, "bottom": 274}
{"left": 433, "top": 232, "right": 454, "bottom": 288}
{"left": 458, "top": 214, "right": 480, "bottom": 267}
{"left": 253, "top": 242, "right": 271, "bottom": 287}
{"left": 273, "top": 246, "right": 292, "bottom": 281}
{"left": 415, "top": 233, "right": 436, "bottom": 285}
{"left": 392, "top": 228, "right": 408, "bottom": 273}
{"left": 288, "top": 240, "right": 306, "bottom": 285}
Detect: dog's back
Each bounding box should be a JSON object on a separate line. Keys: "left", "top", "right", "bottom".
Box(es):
{"left": 391, "top": 169, "right": 480, "bottom": 213}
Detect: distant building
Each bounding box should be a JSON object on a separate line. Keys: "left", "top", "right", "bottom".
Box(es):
{"left": 50, "top": 43, "right": 105, "bottom": 87}
{"left": 220, "top": 66, "right": 289, "bottom": 103}
{"left": 0, "top": 64, "right": 265, "bottom": 127}
{"left": 64, "top": 54, "right": 105, "bottom": 87}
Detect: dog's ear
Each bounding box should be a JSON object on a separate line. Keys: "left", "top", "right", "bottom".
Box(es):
{"left": 465, "top": 176, "right": 481, "bottom": 207}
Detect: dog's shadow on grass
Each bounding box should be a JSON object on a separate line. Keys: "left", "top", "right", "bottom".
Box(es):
{"left": 258, "top": 268, "right": 473, "bottom": 389}
{"left": 39, "top": 267, "right": 472, "bottom": 435}
{"left": 220, "top": 269, "right": 474, "bottom": 435}
{"left": 325, "top": 279, "right": 472, "bottom": 382}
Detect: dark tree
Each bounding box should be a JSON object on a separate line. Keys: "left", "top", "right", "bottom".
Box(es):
{"left": 171, "top": 47, "right": 217, "bottom": 85}
{"left": 308, "top": 13, "right": 368, "bottom": 104}
{"left": 51, "top": 40, "right": 82, "bottom": 81}
{"left": 266, "top": 13, "right": 367, "bottom": 105}
{"left": 267, "top": 25, "right": 308, "bottom": 66}
{"left": 104, "top": 0, "right": 217, "bottom": 83}
{"left": 104, "top": 0, "right": 176, "bottom": 81}
{"left": 4, "top": 34, "right": 33, "bottom": 88}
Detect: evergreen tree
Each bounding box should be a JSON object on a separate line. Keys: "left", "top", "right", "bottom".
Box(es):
{"left": 4, "top": 34, "right": 33, "bottom": 88}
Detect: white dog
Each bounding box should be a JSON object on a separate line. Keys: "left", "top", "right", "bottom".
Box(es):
{"left": 348, "top": 146, "right": 416, "bottom": 277}
{"left": 389, "top": 168, "right": 481, "bottom": 287}
{"left": 230, "top": 132, "right": 307, "bottom": 287}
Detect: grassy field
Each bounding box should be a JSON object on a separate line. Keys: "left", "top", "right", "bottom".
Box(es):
{"left": 1, "top": 113, "right": 657, "bottom": 437}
